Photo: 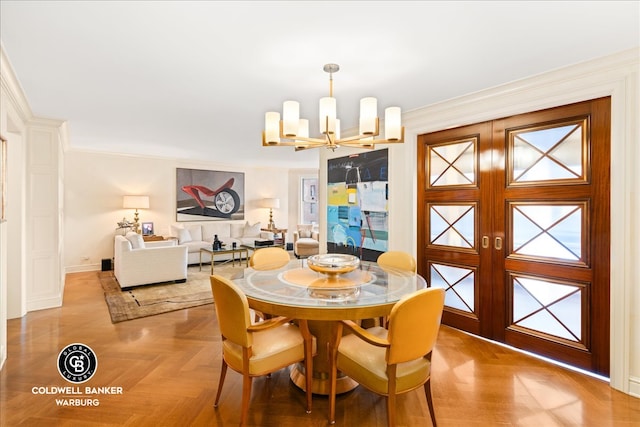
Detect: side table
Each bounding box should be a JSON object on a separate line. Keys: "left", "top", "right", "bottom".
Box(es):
{"left": 143, "top": 235, "right": 167, "bottom": 242}
{"left": 261, "top": 227, "right": 287, "bottom": 247}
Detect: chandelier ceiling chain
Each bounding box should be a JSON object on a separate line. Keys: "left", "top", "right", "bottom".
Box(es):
{"left": 262, "top": 63, "right": 404, "bottom": 151}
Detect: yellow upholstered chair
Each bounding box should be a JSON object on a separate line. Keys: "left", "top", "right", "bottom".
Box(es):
{"left": 210, "top": 275, "right": 316, "bottom": 426}
{"left": 368, "top": 251, "right": 417, "bottom": 328}
{"left": 377, "top": 251, "right": 417, "bottom": 273}
{"left": 328, "top": 287, "right": 445, "bottom": 426}
{"left": 249, "top": 246, "right": 290, "bottom": 270}
{"left": 248, "top": 246, "right": 290, "bottom": 321}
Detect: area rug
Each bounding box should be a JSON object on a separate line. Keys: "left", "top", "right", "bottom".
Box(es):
{"left": 100, "top": 264, "right": 244, "bottom": 323}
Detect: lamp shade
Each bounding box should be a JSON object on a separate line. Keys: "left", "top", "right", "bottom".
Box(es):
{"left": 260, "top": 198, "right": 280, "bottom": 209}
{"left": 123, "top": 195, "right": 149, "bottom": 209}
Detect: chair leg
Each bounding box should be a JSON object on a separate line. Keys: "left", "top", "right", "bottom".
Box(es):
{"left": 387, "top": 365, "right": 397, "bottom": 427}
{"left": 328, "top": 321, "right": 343, "bottom": 425}
{"left": 299, "top": 319, "right": 313, "bottom": 414}
{"left": 240, "top": 371, "right": 252, "bottom": 426}
{"left": 328, "top": 358, "right": 337, "bottom": 424}
{"left": 214, "top": 358, "right": 227, "bottom": 408}
{"left": 424, "top": 378, "right": 437, "bottom": 427}
{"left": 387, "top": 394, "right": 397, "bottom": 427}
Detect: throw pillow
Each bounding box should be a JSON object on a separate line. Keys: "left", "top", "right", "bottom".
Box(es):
{"left": 187, "top": 225, "right": 202, "bottom": 242}
{"left": 298, "top": 228, "right": 311, "bottom": 238}
{"left": 126, "top": 233, "right": 145, "bottom": 249}
{"left": 243, "top": 221, "right": 262, "bottom": 237}
{"left": 170, "top": 225, "right": 183, "bottom": 238}
{"left": 178, "top": 228, "right": 192, "bottom": 244}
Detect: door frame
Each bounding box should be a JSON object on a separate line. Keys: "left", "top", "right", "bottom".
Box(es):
{"left": 399, "top": 49, "right": 637, "bottom": 394}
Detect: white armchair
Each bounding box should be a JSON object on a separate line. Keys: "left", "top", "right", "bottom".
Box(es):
{"left": 114, "top": 233, "right": 188, "bottom": 289}
{"left": 293, "top": 224, "right": 320, "bottom": 258}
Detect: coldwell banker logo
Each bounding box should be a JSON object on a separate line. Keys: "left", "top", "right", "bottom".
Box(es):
{"left": 32, "top": 343, "right": 124, "bottom": 407}
{"left": 58, "top": 343, "right": 98, "bottom": 383}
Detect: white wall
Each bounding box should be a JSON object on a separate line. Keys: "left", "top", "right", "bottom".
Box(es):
{"left": 64, "top": 150, "right": 291, "bottom": 272}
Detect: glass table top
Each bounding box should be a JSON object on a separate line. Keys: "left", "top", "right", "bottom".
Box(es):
{"left": 233, "top": 259, "right": 427, "bottom": 308}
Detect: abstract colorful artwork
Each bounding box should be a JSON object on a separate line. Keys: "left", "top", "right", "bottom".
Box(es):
{"left": 327, "top": 149, "right": 388, "bottom": 261}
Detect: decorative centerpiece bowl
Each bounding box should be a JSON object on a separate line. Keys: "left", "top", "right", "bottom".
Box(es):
{"left": 306, "top": 254, "right": 361, "bottom": 299}
{"left": 307, "top": 254, "right": 360, "bottom": 277}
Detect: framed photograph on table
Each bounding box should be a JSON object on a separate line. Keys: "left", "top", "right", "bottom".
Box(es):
{"left": 141, "top": 222, "right": 154, "bottom": 236}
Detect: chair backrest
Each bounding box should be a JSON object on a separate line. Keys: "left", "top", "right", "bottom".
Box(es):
{"left": 210, "top": 275, "right": 253, "bottom": 347}
{"left": 386, "top": 288, "right": 445, "bottom": 365}
{"left": 249, "top": 247, "right": 290, "bottom": 270}
{"left": 296, "top": 224, "right": 317, "bottom": 238}
{"left": 377, "top": 251, "right": 417, "bottom": 273}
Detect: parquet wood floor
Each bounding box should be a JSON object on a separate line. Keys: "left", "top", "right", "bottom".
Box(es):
{"left": 1, "top": 271, "right": 638, "bottom": 426}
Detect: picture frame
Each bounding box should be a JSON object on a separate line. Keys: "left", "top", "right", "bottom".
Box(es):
{"left": 176, "top": 167, "right": 245, "bottom": 222}
{"left": 141, "top": 222, "right": 154, "bottom": 236}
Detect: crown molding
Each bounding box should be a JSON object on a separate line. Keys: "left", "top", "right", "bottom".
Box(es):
{"left": 403, "top": 47, "right": 639, "bottom": 134}
{"left": 0, "top": 42, "right": 33, "bottom": 124}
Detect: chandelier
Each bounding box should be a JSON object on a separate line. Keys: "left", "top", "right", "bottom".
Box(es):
{"left": 262, "top": 64, "right": 404, "bottom": 151}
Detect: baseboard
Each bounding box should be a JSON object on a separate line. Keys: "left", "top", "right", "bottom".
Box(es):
{"left": 27, "top": 295, "right": 63, "bottom": 312}
{"left": 629, "top": 376, "right": 640, "bottom": 398}
{"left": 0, "top": 344, "right": 6, "bottom": 370}
{"left": 66, "top": 263, "right": 101, "bottom": 274}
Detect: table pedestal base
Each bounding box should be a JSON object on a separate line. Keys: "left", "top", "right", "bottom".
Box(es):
{"left": 289, "top": 319, "right": 358, "bottom": 395}
{"left": 290, "top": 363, "right": 358, "bottom": 395}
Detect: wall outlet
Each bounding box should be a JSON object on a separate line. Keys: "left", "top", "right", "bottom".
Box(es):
{"left": 81, "top": 256, "right": 90, "bottom": 261}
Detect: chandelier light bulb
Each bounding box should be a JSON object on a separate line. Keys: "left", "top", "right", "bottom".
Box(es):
{"left": 282, "top": 101, "right": 299, "bottom": 137}
{"left": 359, "top": 97, "right": 378, "bottom": 135}
{"left": 298, "top": 119, "right": 309, "bottom": 138}
{"left": 265, "top": 112, "right": 281, "bottom": 144}
{"left": 385, "top": 107, "right": 402, "bottom": 141}
{"left": 319, "top": 97, "right": 337, "bottom": 134}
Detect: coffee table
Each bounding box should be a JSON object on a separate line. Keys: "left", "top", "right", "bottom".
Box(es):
{"left": 241, "top": 241, "right": 286, "bottom": 257}
{"left": 199, "top": 246, "right": 249, "bottom": 274}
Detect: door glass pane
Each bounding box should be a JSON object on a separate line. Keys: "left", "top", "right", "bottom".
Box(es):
{"left": 511, "top": 275, "right": 583, "bottom": 344}
{"left": 510, "top": 121, "right": 586, "bottom": 184}
{"left": 428, "top": 138, "right": 476, "bottom": 187}
{"left": 511, "top": 203, "right": 584, "bottom": 263}
{"left": 430, "top": 204, "right": 475, "bottom": 248}
{"left": 431, "top": 263, "right": 475, "bottom": 314}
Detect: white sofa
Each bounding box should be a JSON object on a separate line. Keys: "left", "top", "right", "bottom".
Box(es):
{"left": 169, "top": 222, "right": 274, "bottom": 265}
{"left": 114, "top": 233, "right": 188, "bottom": 289}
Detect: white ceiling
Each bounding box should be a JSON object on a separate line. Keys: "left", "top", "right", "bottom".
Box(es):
{"left": 1, "top": 1, "right": 638, "bottom": 168}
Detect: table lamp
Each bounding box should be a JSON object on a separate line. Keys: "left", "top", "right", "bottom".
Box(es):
{"left": 260, "top": 198, "right": 280, "bottom": 230}
{"left": 123, "top": 195, "right": 149, "bottom": 234}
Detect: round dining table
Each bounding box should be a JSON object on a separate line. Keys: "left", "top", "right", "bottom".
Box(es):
{"left": 232, "top": 258, "right": 427, "bottom": 395}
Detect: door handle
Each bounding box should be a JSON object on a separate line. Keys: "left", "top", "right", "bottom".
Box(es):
{"left": 495, "top": 237, "right": 502, "bottom": 250}
{"left": 482, "top": 236, "right": 489, "bottom": 249}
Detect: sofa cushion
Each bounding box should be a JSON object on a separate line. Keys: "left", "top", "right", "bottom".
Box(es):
{"left": 178, "top": 228, "right": 192, "bottom": 244}
{"left": 186, "top": 225, "right": 203, "bottom": 242}
{"left": 243, "top": 221, "right": 262, "bottom": 237}
{"left": 230, "top": 223, "right": 244, "bottom": 238}
{"left": 201, "top": 222, "right": 231, "bottom": 239}
{"left": 126, "top": 233, "right": 145, "bottom": 249}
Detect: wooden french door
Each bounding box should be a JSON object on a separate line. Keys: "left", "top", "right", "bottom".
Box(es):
{"left": 417, "top": 98, "right": 610, "bottom": 375}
